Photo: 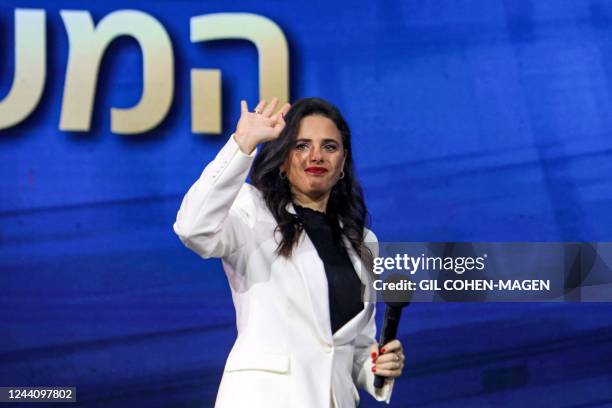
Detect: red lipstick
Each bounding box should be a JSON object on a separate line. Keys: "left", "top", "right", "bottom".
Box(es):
{"left": 305, "top": 166, "right": 328, "bottom": 175}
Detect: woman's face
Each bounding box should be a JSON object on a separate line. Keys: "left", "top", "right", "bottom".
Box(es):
{"left": 282, "top": 115, "right": 346, "bottom": 201}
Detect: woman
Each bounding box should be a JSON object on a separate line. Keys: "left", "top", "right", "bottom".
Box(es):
{"left": 173, "top": 97, "right": 404, "bottom": 407}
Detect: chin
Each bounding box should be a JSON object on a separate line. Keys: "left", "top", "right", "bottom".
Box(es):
{"left": 305, "top": 186, "right": 332, "bottom": 197}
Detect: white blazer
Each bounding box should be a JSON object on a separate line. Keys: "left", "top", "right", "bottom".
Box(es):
{"left": 173, "top": 134, "right": 394, "bottom": 407}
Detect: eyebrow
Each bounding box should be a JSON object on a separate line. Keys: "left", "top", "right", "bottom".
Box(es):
{"left": 295, "top": 138, "right": 341, "bottom": 144}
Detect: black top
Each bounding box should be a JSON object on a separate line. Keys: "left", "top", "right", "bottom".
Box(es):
{"left": 294, "top": 204, "right": 364, "bottom": 334}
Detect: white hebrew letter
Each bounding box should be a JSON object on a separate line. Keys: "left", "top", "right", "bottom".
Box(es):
{"left": 0, "top": 9, "right": 46, "bottom": 130}
{"left": 60, "top": 10, "right": 174, "bottom": 134}
{"left": 190, "top": 13, "right": 289, "bottom": 134}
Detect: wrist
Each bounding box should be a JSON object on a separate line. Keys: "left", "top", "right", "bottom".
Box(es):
{"left": 233, "top": 131, "right": 257, "bottom": 155}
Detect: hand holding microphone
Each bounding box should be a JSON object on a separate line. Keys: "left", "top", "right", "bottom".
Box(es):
{"left": 370, "top": 338, "right": 405, "bottom": 386}
{"left": 372, "top": 274, "right": 412, "bottom": 388}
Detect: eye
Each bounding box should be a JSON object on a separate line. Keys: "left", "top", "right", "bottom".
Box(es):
{"left": 295, "top": 142, "right": 309, "bottom": 151}
{"left": 323, "top": 143, "right": 338, "bottom": 152}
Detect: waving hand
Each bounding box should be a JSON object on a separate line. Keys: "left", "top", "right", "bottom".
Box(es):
{"left": 234, "top": 97, "right": 292, "bottom": 154}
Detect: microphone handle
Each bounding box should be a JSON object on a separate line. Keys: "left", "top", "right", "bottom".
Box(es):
{"left": 374, "top": 306, "right": 402, "bottom": 388}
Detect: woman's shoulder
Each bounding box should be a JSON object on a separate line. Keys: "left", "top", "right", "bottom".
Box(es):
{"left": 363, "top": 226, "right": 378, "bottom": 243}
{"left": 362, "top": 227, "right": 379, "bottom": 259}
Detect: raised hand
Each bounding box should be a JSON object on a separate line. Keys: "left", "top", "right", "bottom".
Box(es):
{"left": 234, "top": 97, "right": 292, "bottom": 154}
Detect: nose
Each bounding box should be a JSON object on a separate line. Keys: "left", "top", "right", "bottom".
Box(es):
{"left": 309, "top": 145, "right": 323, "bottom": 162}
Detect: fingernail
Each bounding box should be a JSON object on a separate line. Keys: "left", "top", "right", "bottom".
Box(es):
{"left": 381, "top": 348, "right": 386, "bottom": 353}
{"left": 371, "top": 366, "right": 376, "bottom": 372}
{"left": 371, "top": 352, "right": 376, "bottom": 359}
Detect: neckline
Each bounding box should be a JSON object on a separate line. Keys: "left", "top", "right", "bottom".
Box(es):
{"left": 293, "top": 203, "right": 327, "bottom": 216}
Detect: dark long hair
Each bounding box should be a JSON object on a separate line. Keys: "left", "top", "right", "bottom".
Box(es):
{"left": 250, "top": 97, "right": 370, "bottom": 260}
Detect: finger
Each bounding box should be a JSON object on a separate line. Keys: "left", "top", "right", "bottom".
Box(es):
{"left": 375, "top": 353, "right": 399, "bottom": 364}
{"left": 271, "top": 110, "right": 286, "bottom": 130}
{"left": 276, "top": 103, "right": 291, "bottom": 121}
{"left": 241, "top": 100, "right": 248, "bottom": 114}
{"left": 269, "top": 113, "right": 280, "bottom": 126}
{"left": 369, "top": 343, "right": 380, "bottom": 362}
{"left": 381, "top": 339, "right": 402, "bottom": 354}
{"left": 376, "top": 360, "right": 403, "bottom": 371}
{"left": 254, "top": 100, "right": 266, "bottom": 113}
{"left": 271, "top": 113, "right": 288, "bottom": 134}
{"left": 373, "top": 366, "right": 401, "bottom": 379}
{"left": 378, "top": 351, "right": 403, "bottom": 365}
{"left": 271, "top": 120, "right": 285, "bottom": 136}
{"left": 262, "top": 97, "right": 278, "bottom": 117}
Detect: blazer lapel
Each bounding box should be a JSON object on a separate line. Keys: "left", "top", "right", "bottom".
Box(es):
{"left": 341, "top": 231, "right": 376, "bottom": 305}
{"left": 286, "top": 202, "right": 333, "bottom": 344}
{"left": 332, "top": 233, "right": 375, "bottom": 343}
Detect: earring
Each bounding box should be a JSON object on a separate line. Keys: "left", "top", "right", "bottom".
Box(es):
{"left": 339, "top": 170, "right": 345, "bottom": 179}
{"left": 279, "top": 169, "right": 287, "bottom": 179}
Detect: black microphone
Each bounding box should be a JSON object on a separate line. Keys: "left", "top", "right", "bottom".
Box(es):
{"left": 374, "top": 295, "right": 411, "bottom": 388}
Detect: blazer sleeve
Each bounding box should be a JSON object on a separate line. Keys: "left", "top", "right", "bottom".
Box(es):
{"left": 352, "top": 229, "right": 395, "bottom": 403}
{"left": 173, "top": 134, "right": 257, "bottom": 259}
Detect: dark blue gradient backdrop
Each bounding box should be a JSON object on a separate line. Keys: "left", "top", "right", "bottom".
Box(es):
{"left": 1, "top": 1, "right": 612, "bottom": 407}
